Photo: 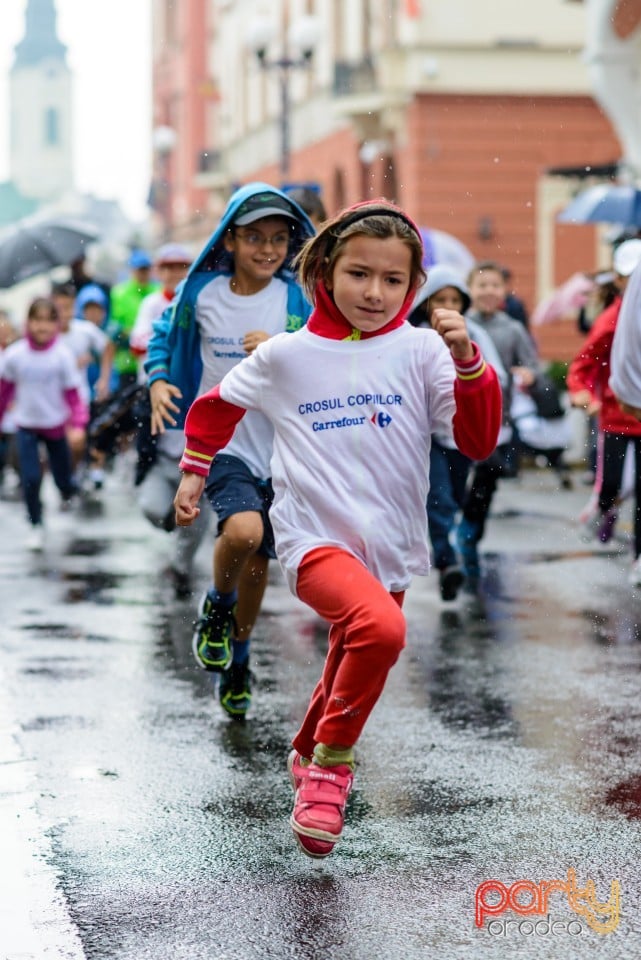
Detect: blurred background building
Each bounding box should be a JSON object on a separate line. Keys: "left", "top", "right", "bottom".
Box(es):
{"left": 1, "top": 0, "right": 136, "bottom": 242}
{"left": 2, "top": 0, "right": 638, "bottom": 362}
{"left": 11, "top": 0, "right": 73, "bottom": 202}
{"left": 149, "top": 0, "right": 636, "bottom": 360}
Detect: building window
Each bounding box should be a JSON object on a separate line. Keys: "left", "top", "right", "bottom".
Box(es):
{"left": 45, "top": 108, "right": 59, "bottom": 146}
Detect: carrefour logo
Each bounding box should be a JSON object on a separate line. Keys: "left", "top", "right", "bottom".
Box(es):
{"left": 371, "top": 411, "right": 392, "bottom": 428}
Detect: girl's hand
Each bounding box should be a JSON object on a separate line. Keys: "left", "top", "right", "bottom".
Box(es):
{"left": 150, "top": 379, "right": 183, "bottom": 435}
{"left": 174, "top": 472, "right": 205, "bottom": 526}
{"left": 431, "top": 309, "right": 474, "bottom": 361}
{"left": 243, "top": 330, "right": 269, "bottom": 355}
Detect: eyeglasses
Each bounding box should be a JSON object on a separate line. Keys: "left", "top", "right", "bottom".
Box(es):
{"left": 233, "top": 229, "right": 290, "bottom": 248}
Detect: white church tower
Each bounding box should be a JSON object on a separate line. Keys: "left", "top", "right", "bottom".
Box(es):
{"left": 10, "top": 0, "right": 73, "bottom": 200}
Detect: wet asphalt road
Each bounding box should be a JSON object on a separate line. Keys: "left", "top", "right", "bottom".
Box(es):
{"left": 2, "top": 462, "right": 641, "bottom": 959}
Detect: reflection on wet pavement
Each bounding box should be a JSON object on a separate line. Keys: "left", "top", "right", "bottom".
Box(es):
{"left": 4, "top": 475, "right": 641, "bottom": 957}
{"left": 605, "top": 775, "right": 641, "bottom": 820}
{"left": 65, "top": 537, "right": 111, "bottom": 557}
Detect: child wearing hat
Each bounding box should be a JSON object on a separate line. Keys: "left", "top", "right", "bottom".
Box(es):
{"left": 110, "top": 250, "right": 159, "bottom": 390}
{"left": 130, "top": 243, "right": 193, "bottom": 380}
{"left": 0, "top": 298, "right": 87, "bottom": 550}
{"left": 569, "top": 238, "right": 641, "bottom": 586}
{"left": 410, "top": 264, "right": 506, "bottom": 599}
{"left": 146, "top": 182, "right": 314, "bottom": 716}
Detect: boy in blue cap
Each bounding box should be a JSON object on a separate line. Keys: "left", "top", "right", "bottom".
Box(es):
{"left": 146, "top": 182, "right": 314, "bottom": 718}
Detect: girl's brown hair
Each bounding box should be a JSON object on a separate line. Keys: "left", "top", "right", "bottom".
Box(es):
{"left": 27, "top": 297, "right": 58, "bottom": 322}
{"left": 294, "top": 201, "right": 426, "bottom": 303}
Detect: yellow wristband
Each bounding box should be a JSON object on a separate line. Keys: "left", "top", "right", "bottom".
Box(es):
{"left": 456, "top": 360, "right": 487, "bottom": 381}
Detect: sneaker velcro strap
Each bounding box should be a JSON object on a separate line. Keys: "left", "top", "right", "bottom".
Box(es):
{"left": 298, "top": 787, "right": 347, "bottom": 808}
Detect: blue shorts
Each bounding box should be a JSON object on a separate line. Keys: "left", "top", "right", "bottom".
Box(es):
{"left": 205, "top": 454, "right": 276, "bottom": 559}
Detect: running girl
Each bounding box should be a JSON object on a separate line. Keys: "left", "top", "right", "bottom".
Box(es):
{"left": 173, "top": 201, "right": 502, "bottom": 858}
{"left": 0, "top": 298, "right": 87, "bottom": 550}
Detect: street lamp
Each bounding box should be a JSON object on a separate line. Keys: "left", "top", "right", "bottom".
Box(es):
{"left": 246, "top": 15, "right": 321, "bottom": 179}
{"left": 152, "top": 125, "right": 177, "bottom": 241}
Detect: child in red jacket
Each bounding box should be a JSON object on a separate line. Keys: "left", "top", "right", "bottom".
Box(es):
{"left": 568, "top": 239, "right": 641, "bottom": 585}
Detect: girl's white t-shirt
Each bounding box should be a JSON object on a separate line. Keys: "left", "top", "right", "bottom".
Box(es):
{"left": 218, "top": 324, "right": 457, "bottom": 593}
{"left": 196, "top": 275, "right": 289, "bottom": 478}
{"left": 2, "top": 337, "right": 81, "bottom": 429}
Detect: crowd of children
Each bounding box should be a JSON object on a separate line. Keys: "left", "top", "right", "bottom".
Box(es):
{"left": 4, "top": 180, "right": 641, "bottom": 861}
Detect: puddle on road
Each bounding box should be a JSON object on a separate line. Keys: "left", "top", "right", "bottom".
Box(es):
{"left": 20, "top": 622, "right": 110, "bottom": 643}
{"left": 574, "top": 606, "right": 641, "bottom": 648}
{"left": 21, "top": 665, "right": 94, "bottom": 681}
{"left": 65, "top": 537, "right": 111, "bottom": 557}
{"left": 605, "top": 774, "right": 641, "bottom": 820}
{"left": 61, "top": 570, "right": 121, "bottom": 604}
{"left": 411, "top": 547, "right": 641, "bottom": 831}
{"left": 21, "top": 714, "right": 93, "bottom": 732}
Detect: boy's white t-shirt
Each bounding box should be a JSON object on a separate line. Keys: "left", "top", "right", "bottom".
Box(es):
{"left": 2, "top": 337, "right": 81, "bottom": 429}
{"left": 61, "top": 318, "right": 109, "bottom": 402}
{"left": 195, "top": 275, "right": 289, "bottom": 478}
{"left": 218, "top": 324, "right": 457, "bottom": 593}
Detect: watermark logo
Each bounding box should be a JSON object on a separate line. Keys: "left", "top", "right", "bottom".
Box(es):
{"left": 475, "top": 869, "right": 621, "bottom": 936}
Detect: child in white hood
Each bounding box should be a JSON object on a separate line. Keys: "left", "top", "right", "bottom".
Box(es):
{"left": 409, "top": 265, "right": 506, "bottom": 599}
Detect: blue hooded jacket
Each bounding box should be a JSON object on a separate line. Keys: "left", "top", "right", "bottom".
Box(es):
{"left": 144, "top": 182, "right": 315, "bottom": 428}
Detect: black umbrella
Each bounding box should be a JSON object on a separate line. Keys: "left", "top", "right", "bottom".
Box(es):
{"left": 0, "top": 215, "right": 100, "bottom": 288}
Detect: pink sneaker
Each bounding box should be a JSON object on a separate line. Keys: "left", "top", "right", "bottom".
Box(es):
{"left": 289, "top": 751, "right": 354, "bottom": 848}
{"left": 287, "top": 751, "right": 336, "bottom": 858}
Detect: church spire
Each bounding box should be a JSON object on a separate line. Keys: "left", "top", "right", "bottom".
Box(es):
{"left": 13, "top": 0, "right": 67, "bottom": 69}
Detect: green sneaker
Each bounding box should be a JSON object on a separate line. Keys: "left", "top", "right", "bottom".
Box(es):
{"left": 219, "top": 660, "right": 252, "bottom": 718}
{"left": 192, "top": 593, "right": 236, "bottom": 672}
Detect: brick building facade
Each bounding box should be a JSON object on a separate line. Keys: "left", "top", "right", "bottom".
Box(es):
{"left": 151, "top": 1, "right": 625, "bottom": 360}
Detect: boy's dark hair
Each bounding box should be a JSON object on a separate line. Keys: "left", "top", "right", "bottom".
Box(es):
{"left": 467, "top": 260, "right": 505, "bottom": 285}
{"left": 51, "top": 281, "right": 77, "bottom": 299}
{"left": 285, "top": 187, "right": 327, "bottom": 224}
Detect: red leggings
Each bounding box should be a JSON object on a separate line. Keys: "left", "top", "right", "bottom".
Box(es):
{"left": 292, "top": 546, "right": 406, "bottom": 759}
